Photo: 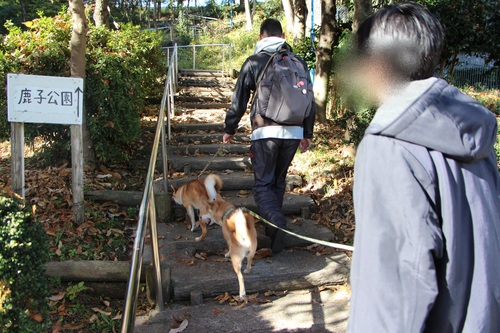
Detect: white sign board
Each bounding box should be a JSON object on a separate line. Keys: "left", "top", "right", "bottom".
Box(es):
{"left": 7, "top": 74, "right": 83, "bottom": 125}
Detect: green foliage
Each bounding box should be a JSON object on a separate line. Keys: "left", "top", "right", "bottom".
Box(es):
{"left": 85, "top": 23, "right": 165, "bottom": 163}
{"left": 0, "top": 196, "right": 50, "bottom": 333}
{"left": 292, "top": 34, "right": 317, "bottom": 70}
{"left": 260, "top": 0, "right": 284, "bottom": 19}
{"left": 195, "top": 12, "right": 283, "bottom": 70}
{"left": 0, "top": 12, "right": 165, "bottom": 164}
{"left": 0, "top": 0, "right": 67, "bottom": 35}
{"left": 65, "top": 282, "right": 88, "bottom": 301}
{"left": 0, "top": 2, "right": 21, "bottom": 34}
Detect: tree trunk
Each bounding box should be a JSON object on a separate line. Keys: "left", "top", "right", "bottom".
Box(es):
{"left": 352, "top": 0, "right": 372, "bottom": 33}
{"left": 244, "top": 0, "right": 252, "bottom": 31}
{"left": 282, "top": 0, "right": 295, "bottom": 37}
{"left": 449, "top": 52, "right": 459, "bottom": 77}
{"left": 153, "top": 0, "right": 158, "bottom": 29}
{"left": 93, "top": 0, "right": 110, "bottom": 28}
{"left": 293, "top": 0, "right": 308, "bottom": 40}
{"left": 19, "top": 0, "right": 27, "bottom": 22}
{"left": 69, "top": 0, "right": 95, "bottom": 164}
{"left": 157, "top": 0, "right": 161, "bottom": 23}
{"left": 146, "top": 0, "right": 151, "bottom": 28}
{"left": 313, "top": 0, "right": 337, "bottom": 123}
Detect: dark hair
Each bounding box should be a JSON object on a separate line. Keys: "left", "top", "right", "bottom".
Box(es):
{"left": 356, "top": 2, "right": 444, "bottom": 80}
{"left": 260, "top": 18, "right": 283, "bottom": 37}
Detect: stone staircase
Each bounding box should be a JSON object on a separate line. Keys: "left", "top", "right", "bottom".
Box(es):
{"left": 86, "top": 69, "right": 350, "bottom": 316}
{"left": 139, "top": 70, "right": 350, "bottom": 307}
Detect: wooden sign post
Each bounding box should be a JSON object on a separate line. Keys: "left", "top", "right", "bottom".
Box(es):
{"left": 7, "top": 73, "right": 85, "bottom": 225}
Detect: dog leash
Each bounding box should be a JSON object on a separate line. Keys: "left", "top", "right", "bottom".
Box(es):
{"left": 197, "top": 142, "right": 225, "bottom": 179}
{"left": 241, "top": 207, "right": 355, "bottom": 252}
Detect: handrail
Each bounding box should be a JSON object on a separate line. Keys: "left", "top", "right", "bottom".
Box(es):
{"left": 120, "top": 43, "right": 178, "bottom": 333}
{"left": 162, "top": 43, "right": 232, "bottom": 74}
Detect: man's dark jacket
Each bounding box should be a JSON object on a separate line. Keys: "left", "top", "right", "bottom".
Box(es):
{"left": 224, "top": 43, "right": 315, "bottom": 138}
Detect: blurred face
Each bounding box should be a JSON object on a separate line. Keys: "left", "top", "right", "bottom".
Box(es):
{"left": 346, "top": 54, "right": 407, "bottom": 107}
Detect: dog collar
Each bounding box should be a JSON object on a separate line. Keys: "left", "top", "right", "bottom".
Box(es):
{"left": 221, "top": 207, "right": 237, "bottom": 223}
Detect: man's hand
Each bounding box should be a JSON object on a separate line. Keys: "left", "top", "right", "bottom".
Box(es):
{"left": 223, "top": 133, "right": 234, "bottom": 144}
{"left": 299, "top": 138, "right": 311, "bottom": 152}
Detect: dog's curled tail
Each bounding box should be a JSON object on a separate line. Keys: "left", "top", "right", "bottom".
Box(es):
{"left": 233, "top": 209, "right": 251, "bottom": 248}
{"left": 204, "top": 174, "right": 223, "bottom": 201}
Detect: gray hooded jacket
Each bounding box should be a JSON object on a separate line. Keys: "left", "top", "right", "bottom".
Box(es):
{"left": 348, "top": 78, "right": 500, "bottom": 333}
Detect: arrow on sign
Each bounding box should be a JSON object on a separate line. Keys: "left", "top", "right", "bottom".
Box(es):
{"left": 75, "top": 87, "right": 83, "bottom": 118}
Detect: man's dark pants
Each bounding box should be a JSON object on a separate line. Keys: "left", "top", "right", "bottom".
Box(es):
{"left": 250, "top": 138, "right": 300, "bottom": 240}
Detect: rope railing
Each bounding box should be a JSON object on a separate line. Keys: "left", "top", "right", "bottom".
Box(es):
{"left": 120, "top": 43, "right": 178, "bottom": 333}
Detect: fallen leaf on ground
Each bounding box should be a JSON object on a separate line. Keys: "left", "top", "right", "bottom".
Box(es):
{"left": 237, "top": 190, "right": 250, "bottom": 198}
{"left": 29, "top": 312, "right": 43, "bottom": 322}
{"left": 49, "top": 291, "right": 66, "bottom": 302}
{"left": 254, "top": 248, "right": 272, "bottom": 260}
{"left": 92, "top": 307, "right": 112, "bottom": 316}
{"left": 212, "top": 257, "right": 231, "bottom": 262}
{"left": 111, "top": 313, "right": 122, "bottom": 321}
{"left": 169, "top": 319, "right": 188, "bottom": 333}
{"left": 264, "top": 290, "right": 287, "bottom": 297}
{"left": 248, "top": 297, "right": 272, "bottom": 304}
{"left": 180, "top": 258, "right": 195, "bottom": 266}
{"left": 195, "top": 252, "right": 208, "bottom": 260}
{"left": 214, "top": 292, "right": 233, "bottom": 304}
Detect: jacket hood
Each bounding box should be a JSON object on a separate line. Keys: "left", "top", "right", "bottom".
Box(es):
{"left": 367, "top": 78, "right": 498, "bottom": 163}
{"left": 254, "top": 37, "right": 286, "bottom": 54}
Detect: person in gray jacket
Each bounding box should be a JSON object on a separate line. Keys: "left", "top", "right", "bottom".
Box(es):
{"left": 347, "top": 3, "right": 500, "bottom": 332}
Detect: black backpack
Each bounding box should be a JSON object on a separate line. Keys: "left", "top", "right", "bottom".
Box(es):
{"left": 250, "top": 48, "right": 314, "bottom": 126}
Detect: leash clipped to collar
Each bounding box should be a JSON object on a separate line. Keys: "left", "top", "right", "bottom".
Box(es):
{"left": 241, "top": 207, "right": 355, "bottom": 252}
{"left": 221, "top": 206, "right": 237, "bottom": 223}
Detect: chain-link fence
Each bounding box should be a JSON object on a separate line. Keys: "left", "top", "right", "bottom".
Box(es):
{"left": 442, "top": 55, "right": 499, "bottom": 89}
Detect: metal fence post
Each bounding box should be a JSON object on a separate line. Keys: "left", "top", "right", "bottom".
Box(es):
{"left": 192, "top": 45, "right": 196, "bottom": 70}
{"left": 148, "top": 188, "right": 164, "bottom": 311}
{"left": 222, "top": 46, "right": 225, "bottom": 75}
{"left": 229, "top": 44, "right": 233, "bottom": 75}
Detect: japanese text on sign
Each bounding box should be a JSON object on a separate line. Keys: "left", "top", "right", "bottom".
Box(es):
{"left": 7, "top": 74, "right": 84, "bottom": 125}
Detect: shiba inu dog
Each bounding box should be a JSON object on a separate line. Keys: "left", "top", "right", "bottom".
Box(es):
{"left": 203, "top": 197, "right": 257, "bottom": 301}
{"left": 171, "top": 174, "right": 223, "bottom": 242}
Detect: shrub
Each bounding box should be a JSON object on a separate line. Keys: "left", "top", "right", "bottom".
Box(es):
{"left": 0, "top": 11, "right": 165, "bottom": 163}
{"left": 0, "top": 196, "right": 50, "bottom": 332}
{"left": 292, "top": 34, "right": 317, "bottom": 70}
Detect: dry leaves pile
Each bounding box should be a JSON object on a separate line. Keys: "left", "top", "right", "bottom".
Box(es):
{"left": 214, "top": 289, "right": 287, "bottom": 307}
{"left": 0, "top": 141, "right": 143, "bottom": 262}
{"left": 290, "top": 123, "right": 357, "bottom": 246}
{"left": 49, "top": 291, "right": 123, "bottom": 333}
{"left": 290, "top": 243, "right": 341, "bottom": 257}
{"left": 178, "top": 247, "right": 273, "bottom": 267}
